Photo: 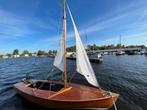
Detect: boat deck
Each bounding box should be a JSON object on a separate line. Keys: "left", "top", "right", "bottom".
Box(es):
{"left": 14, "top": 82, "right": 111, "bottom": 101}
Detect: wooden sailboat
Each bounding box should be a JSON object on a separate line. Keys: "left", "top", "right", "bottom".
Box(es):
{"left": 14, "top": 0, "right": 119, "bottom": 109}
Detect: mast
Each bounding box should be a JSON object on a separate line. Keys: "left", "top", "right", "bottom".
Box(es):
{"left": 62, "top": 0, "right": 67, "bottom": 88}
{"left": 119, "top": 35, "right": 121, "bottom": 50}
{"left": 120, "top": 35, "right": 121, "bottom": 48}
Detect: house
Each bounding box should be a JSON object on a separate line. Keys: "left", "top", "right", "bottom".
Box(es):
{"left": 2, "top": 55, "right": 9, "bottom": 59}
{"left": 13, "top": 54, "right": 20, "bottom": 58}
{"left": 23, "top": 54, "right": 29, "bottom": 57}
{"left": 31, "top": 53, "right": 37, "bottom": 57}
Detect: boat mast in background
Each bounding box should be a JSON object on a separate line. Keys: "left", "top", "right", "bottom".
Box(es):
{"left": 62, "top": 0, "right": 67, "bottom": 88}
{"left": 84, "top": 30, "right": 88, "bottom": 50}
{"left": 119, "top": 35, "right": 121, "bottom": 49}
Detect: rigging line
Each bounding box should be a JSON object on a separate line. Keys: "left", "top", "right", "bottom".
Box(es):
{"left": 49, "top": 81, "right": 52, "bottom": 97}
{"left": 37, "top": 68, "right": 55, "bottom": 90}
{"left": 68, "top": 54, "right": 77, "bottom": 83}
{"left": 56, "top": 14, "right": 63, "bottom": 48}
{"left": 46, "top": 68, "right": 56, "bottom": 80}
{"left": 109, "top": 91, "right": 118, "bottom": 110}
{"left": 68, "top": 71, "right": 76, "bottom": 83}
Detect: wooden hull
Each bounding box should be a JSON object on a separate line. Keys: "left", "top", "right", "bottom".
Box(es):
{"left": 14, "top": 81, "right": 118, "bottom": 109}
{"left": 67, "top": 57, "right": 103, "bottom": 63}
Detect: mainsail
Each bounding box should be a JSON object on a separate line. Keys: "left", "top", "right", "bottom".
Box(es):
{"left": 67, "top": 5, "right": 99, "bottom": 87}
{"left": 53, "top": 35, "right": 64, "bottom": 72}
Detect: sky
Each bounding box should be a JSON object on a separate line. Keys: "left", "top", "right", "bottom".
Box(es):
{"left": 0, "top": 0, "right": 147, "bottom": 54}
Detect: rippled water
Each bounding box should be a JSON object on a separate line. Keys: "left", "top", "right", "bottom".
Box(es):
{"left": 0, "top": 55, "right": 147, "bottom": 110}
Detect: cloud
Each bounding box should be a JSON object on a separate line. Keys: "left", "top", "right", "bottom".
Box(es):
{"left": 32, "top": 31, "right": 75, "bottom": 50}
{"left": 1, "top": 0, "right": 147, "bottom": 53}
{"left": 79, "top": 3, "right": 147, "bottom": 35}
{"left": 98, "top": 32, "right": 147, "bottom": 46}
{"left": 37, "top": 1, "right": 147, "bottom": 48}
{"left": 0, "top": 8, "right": 58, "bottom": 41}
{"left": 0, "top": 9, "right": 30, "bottom": 40}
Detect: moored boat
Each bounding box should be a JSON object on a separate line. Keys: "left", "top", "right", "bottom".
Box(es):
{"left": 67, "top": 52, "right": 103, "bottom": 63}
{"left": 145, "top": 49, "right": 147, "bottom": 55}
{"left": 127, "top": 51, "right": 137, "bottom": 55}
{"left": 87, "top": 53, "right": 103, "bottom": 63}
{"left": 116, "top": 51, "right": 125, "bottom": 56}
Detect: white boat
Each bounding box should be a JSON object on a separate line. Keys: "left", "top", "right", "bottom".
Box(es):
{"left": 116, "top": 51, "right": 125, "bottom": 56}
{"left": 87, "top": 53, "right": 103, "bottom": 63}
{"left": 67, "top": 52, "right": 103, "bottom": 63}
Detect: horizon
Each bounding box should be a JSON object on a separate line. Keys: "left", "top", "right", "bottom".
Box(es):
{"left": 0, "top": 0, "right": 147, "bottom": 54}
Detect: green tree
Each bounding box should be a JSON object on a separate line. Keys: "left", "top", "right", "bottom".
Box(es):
{"left": 48, "top": 50, "right": 53, "bottom": 56}
{"left": 37, "top": 50, "right": 45, "bottom": 56}
{"left": 139, "top": 45, "right": 145, "bottom": 49}
{"left": 6, "top": 53, "right": 12, "bottom": 57}
{"left": 121, "top": 45, "right": 125, "bottom": 48}
{"left": 116, "top": 44, "right": 121, "bottom": 49}
{"left": 0, "top": 55, "right": 3, "bottom": 58}
{"left": 13, "top": 49, "right": 19, "bottom": 55}
{"left": 67, "top": 46, "right": 76, "bottom": 52}
{"left": 52, "top": 50, "right": 57, "bottom": 55}
{"left": 22, "top": 50, "right": 29, "bottom": 55}
{"left": 92, "top": 44, "right": 97, "bottom": 50}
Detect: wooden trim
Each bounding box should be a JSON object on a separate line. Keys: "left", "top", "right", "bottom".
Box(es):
{"left": 48, "top": 87, "right": 72, "bottom": 99}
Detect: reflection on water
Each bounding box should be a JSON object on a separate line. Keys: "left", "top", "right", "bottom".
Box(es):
{"left": 0, "top": 55, "right": 147, "bottom": 110}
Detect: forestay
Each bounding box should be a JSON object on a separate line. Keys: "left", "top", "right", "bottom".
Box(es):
{"left": 53, "top": 35, "right": 64, "bottom": 72}
{"left": 67, "top": 5, "right": 99, "bottom": 87}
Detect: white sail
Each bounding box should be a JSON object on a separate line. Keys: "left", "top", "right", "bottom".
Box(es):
{"left": 67, "top": 5, "right": 99, "bottom": 87}
{"left": 53, "top": 35, "right": 64, "bottom": 72}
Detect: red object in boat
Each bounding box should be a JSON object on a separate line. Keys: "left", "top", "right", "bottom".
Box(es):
{"left": 14, "top": 80, "right": 119, "bottom": 109}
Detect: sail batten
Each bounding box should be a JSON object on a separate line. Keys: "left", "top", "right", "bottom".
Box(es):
{"left": 67, "top": 4, "right": 99, "bottom": 87}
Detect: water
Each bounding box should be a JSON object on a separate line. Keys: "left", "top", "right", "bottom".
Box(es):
{"left": 0, "top": 55, "right": 147, "bottom": 110}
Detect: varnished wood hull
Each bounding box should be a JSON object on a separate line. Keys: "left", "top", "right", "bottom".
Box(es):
{"left": 14, "top": 81, "right": 118, "bottom": 109}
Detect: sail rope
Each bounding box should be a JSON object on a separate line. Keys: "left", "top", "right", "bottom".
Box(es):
{"left": 109, "top": 91, "right": 118, "bottom": 110}
{"left": 68, "top": 72, "right": 76, "bottom": 83}
{"left": 68, "top": 57, "right": 77, "bottom": 83}
{"left": 35, "top": 68, "right": 55, "bottom": 90}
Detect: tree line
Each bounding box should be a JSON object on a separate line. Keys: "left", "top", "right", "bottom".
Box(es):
{"left": 0, "top": 44, "right": 146, "bottom": 57}
{"left": 67, "top": 44, "right": 146, "bottom": 52}
{"left": 0, "top": 49, "right": 57, "bottom": 58}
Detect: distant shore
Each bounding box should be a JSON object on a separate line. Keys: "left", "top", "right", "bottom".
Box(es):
{"left": 0, "top": 44, "right": 147, "bottom": 59}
